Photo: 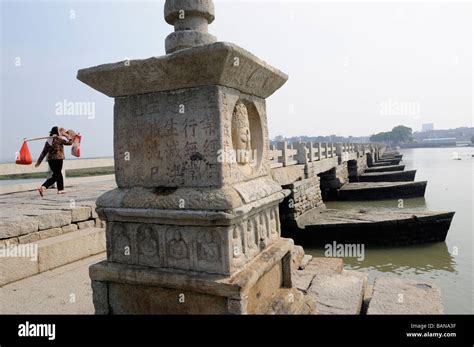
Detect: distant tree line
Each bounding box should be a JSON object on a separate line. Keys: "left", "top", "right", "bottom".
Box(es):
{"left": 272, "top": 134, "right": 370, "bottom": 144}
{"left": 271, "top": 126, "right": 473, "bottom": 147}
{"left": 369, "top": 125, "right": 413, "bottom": 146}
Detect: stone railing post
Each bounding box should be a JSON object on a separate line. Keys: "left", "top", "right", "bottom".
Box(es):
{"left": 276, "top": 141, "right": 289, "bottom": 167}
{"left": 336, "top": 143, "right": 343, "bottom": 157}
{"left": 306, "top": 141, "right": 315, "bottom": 162}
{"left": 269, "top": 143, "right": 283, "bottom": 168}
{"left": 293, "top": 142, "right": 308, "bottom": 165}
{"left": 335, "top": 143, "right": 344, "bottom": 164}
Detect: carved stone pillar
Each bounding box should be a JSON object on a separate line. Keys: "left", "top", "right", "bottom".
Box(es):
{"left": 78, "top": 0, "right": 314, "bottom": 314}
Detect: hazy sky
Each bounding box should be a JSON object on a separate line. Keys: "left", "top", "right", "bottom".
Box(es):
{"left": 1, "top": 0, "right": 472, "bottom": 162}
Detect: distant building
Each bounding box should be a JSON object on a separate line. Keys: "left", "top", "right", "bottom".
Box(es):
{"left": 421, "top": 123, "right": 434, "bottom": 132}
{"left": 421, "top": 138, "right": 456, "bottom": 146}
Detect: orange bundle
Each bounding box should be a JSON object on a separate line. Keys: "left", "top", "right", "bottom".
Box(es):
{"left": 15, "top": 141, "right": 32, "bottom": 165}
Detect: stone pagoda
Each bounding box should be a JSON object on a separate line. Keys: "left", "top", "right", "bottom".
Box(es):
{"left": 78, "top": 0, "right": 314, "bottom": 314}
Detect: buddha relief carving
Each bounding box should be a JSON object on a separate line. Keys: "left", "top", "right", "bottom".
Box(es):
{"left": 137, "top": 225, "right": 158, "bottom": 257}
{"left": 232, "top": 101, "right": 254, "bottom": 176}
{"left": 113, "top": 223, "right": 132, "bottom": 263}
{"left": 197, "top": 231, "right": 219, "bottom": 262}
{"left": 168, "top": 231, "right": 188, "bottom": 260}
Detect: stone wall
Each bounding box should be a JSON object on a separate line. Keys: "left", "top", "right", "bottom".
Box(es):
{"left": 0, "top": 205, "right": 105, "bottom": 248}
{"left": 318, "top": 162, "right": 350, "bottom": 200}
{"left": 348, "top": 156, "right": 368, "bottom": 182}
{"left": 318, "top": 164, "right": 348, "bottom": 190}
{"left": 335, "top": 164, "right": 349, "bottom": 187}
{"left": 347, "top": 160, "right": 358, "bottom": 182}
{"left": 356, "top": 156, "right": 368, "bottom": 175}
{"left": 280, "top": 176, "right": 325, "bottom": 227}
{"left": 366, "top": 153, "right": 375, "bottom": 167}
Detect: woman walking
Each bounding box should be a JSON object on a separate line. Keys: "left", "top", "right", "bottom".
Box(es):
{"left": 35, "top": 126, "right": 73, "bottom": 196}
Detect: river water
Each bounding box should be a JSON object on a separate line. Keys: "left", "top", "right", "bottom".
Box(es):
{"left": 304, "top": 147, "right": 474, "bottom": 313}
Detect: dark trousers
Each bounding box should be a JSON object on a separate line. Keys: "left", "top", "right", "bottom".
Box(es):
{"left": 42, "top": 159, "right": 64, "bottom": 191}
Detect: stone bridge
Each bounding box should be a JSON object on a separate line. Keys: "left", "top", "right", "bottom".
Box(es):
{"left": 1, "top": 0, "right": 443, "bottom": 315}
{"left": 0, "top": 141, "right": 383, "bottom": 286}
{"left": 268, "top": 141, "right": 384, "bottom": 226}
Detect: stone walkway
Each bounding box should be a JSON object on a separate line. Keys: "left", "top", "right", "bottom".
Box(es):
{"left": 0, "top": 253, "right": 104, "bottom": 314}
{"left": 293, "top": 254, "right": 444, "bottom": 315}
{"left": 0, "top": 179, "right": 115, "bottom": 218}
{"left": 0, "top": 179, "right": 115, "bottom": 242}
{"left": 0, "top": 250, "right": 444, "bottom": 314}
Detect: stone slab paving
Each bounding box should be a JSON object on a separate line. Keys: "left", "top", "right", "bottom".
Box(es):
{"left": 340, "top": 181, "right": 426, "bottom": 190}
{"left": 309, "top": 272, "right": 365, "bottom": 315}
{"left": 0, "top": 251, "right": 442, "bottom": 315}
{"left": 293, "top": 257, "right": 370, "bottom": 315}
{"left": 299, "top": 254, "right": 313, "bottom": 269}
{"left": 362, "top": 284, "right": 374, "bottom": 314}
{"left": 364, "top": 164, "right": 405, "bottom": 173}
{"left": 358, "top": 170, "right": 416, "bottom": 182}
{"left": 293, "top": 208, "right": 455, "bottom": 246}
{"left": 0, "top": 180, "right": 116, "bottom": 240}
{"left": 0, "top": 253, "right": 105, "bottom": 314}
{"left": 304, "top": 257, "right": 344, "bottom": 275}
{"left": 367, "top": 277, "right": 444, "bottom": 314}
{"left": 0, "top": 227, "right": 105, "bottom": 286}
{"left": 338, "top": 181, "right": 427, "bottom": 200}
{"left": 298, "top": 208, "right": 454, "bottom": 225}
{"left": 293, "top": 256, "right": 343, "bottom": 293}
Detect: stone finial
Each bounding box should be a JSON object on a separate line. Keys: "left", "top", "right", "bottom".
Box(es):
{"left": 164, "top": 0, "right": 217, "bottom": 54}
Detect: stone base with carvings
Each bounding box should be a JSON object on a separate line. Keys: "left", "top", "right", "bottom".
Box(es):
{"left": 91, "top": 181, "right": 314, "bottom": 314}
{"left": 90, "top": 237, "right": 315, "bottom": 314}
{"left": 96, "top": 179, "right": 287, "bottom": 275}
{"left": 102, "top": 204, "right": 282, "bottom": 276}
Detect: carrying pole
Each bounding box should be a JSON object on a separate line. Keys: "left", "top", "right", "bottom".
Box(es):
{"left": 23, "top": 136, "right": 52, "bottom": 142}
